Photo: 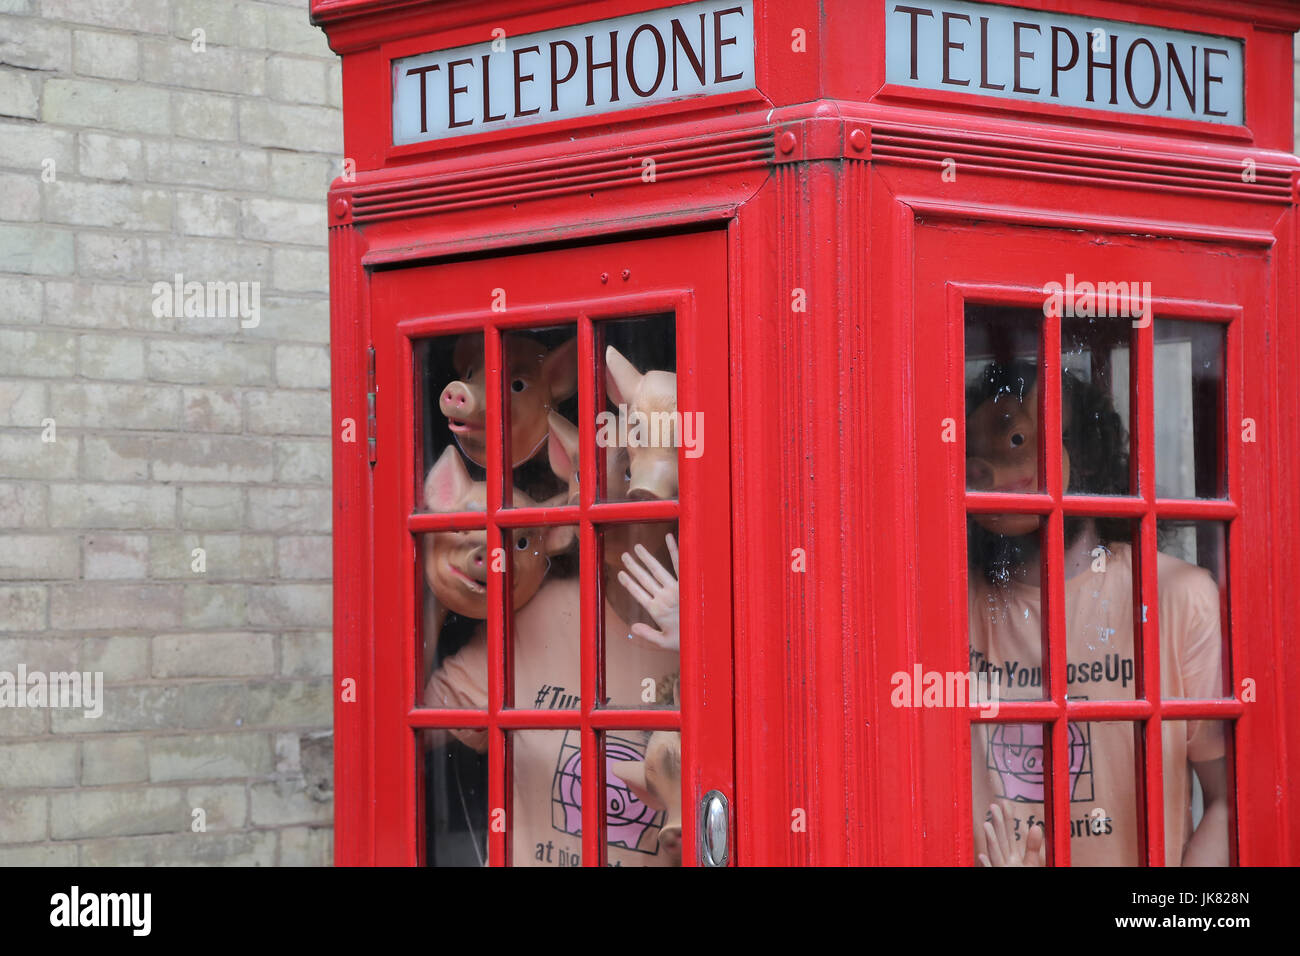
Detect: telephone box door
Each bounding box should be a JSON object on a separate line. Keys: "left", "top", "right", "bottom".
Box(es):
{"left": 367, "top": 230, "right": 733, "bottom": 866}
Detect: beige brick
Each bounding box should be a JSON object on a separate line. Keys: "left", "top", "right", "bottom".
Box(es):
{"left": 53, "top": 684, "right": 180, "bottom": 733}
{"left": 80, "top": 434, "right": 152, "bottom": 481}
{"left": 48, "top": 382, "right": 180, "bottom": 429}
{"left": 83, "top": 533, "right": 149, "bottom": 579}
{"left": 243, "top": 294, "right": 328, "bottom": 343}
{"left": 170, "top": 89, "right": 237, "bottom": 141}
{"left": 0, "top": 329, "right": 76, "bottom": 376}
{"left": 270, "top": 247, "right": 328, "bottom": 293}
{"left": 41, "top": 0, "right": 170, "bottom": 33}
{"left": 151, "top": 435, "right": 274, "bottom": 484}
{"left": 0, "top": 534, "right": 79, "bottom": 579}
{"left": 267, "top": 56, "right": 329, "bottom": 105}
{"left": 0, "top": 482, "right": 48, "bottom": 528}
{"left": 273, "top": 344, "right": 329, "bottom": 390}
{"left": 268, "top": 152, "right": 337, "bottom": 201}
{"left": 0, "top": 793, "right": 46, "bottom": 842}
{"left": 0, "top": 844, "right": 76, "bottom": 865}
{"left": 0, "top": 15, "right": 73, "bottom": 71}
{"left": 149, "top": 732, "right": 272, "bottom": 782}
{"left": 80, "top": 734, "right": 148, "bottom": 785}
{"left": 140, "top": 37, "right": 264, "bottom": 95}
{"left": 279, "top": 825, "right": 332, "bottom": 866}
{"left": 242, "top": 197, "right": 327, "bottom": 246}
{"left": 181, "top": 388, "right": 242, "bottom": 432}
{"left": 0, "top": 587, "right": 46, "bottom": 632}
{"left": 45, "top": 180, "right": 172, "bottom": 232}
{"left": 0, "top": 170, "right": 40, "bottom": 220}
{"left": 171, "top": 0, "right": 268, "bottom": 49}
{"left": 260, "top": 4, "right": 334, "bottom": 57}
{"left": 240, "top": 99, "right": 340, "bottom": 154}
{"left": 0, "top": 119, "right": 74, "bottom": 171}
{"left": 0, "top": 69, "right": 39, "bottom": 119}
{"left": 247, "top": 585, "right": 331, "bottom": 629}
{"left": 0, "top": 224, "right": 75, "bottom": 275}
{"left": 245, "top": 389, "right": 329, "bottom": 436}
{"left": 176, "top": 190, "right": 239, "bottom": 238}
{"left": 50, "top": 786, "right": 186, "bottom": 839}
{"left": 0, "top": 380, "right": 46, "bottom": 425}
{"left": 45, "top": 280, "right": 172, "bottom": 332}
{"left": 79, "top": 829, "right": 275, "bottom": 866}
{"left": 0, "top": 704, "right": 46, "bottom": 736}
{"left": 80, "top": 634, "right": 149, "bottom": 680}
{"left": 247, "top": 487, "right": 330, "bottom": 532}
{"left": 186, "top": 783, "right": 247, "bottom": 829}
{"left": 78, "top": 333, "right": 145, "bottom": 379}
{"left": 50, "top": 483, "right": 175, "bottom": 529}
{"left": 0, "top": 635, "right": 76, "bottom": 671}
{"left": 180, "top": 485, "right": 243, "bottom": 530}
{"left": 178, "top": 681, "right": 249, "bottom": 729}
{"left": 0, "top": 739, "right": 78, "bottom": 788}
{"left": 0, "top": 276, "right": 42, "bottom": 324}
{"left": 327, "top": 61, "right": 342, "bottom": 108}
{"left": 49, "top": 582, "right": 182, "bottom": 630}
{"left": 0, "top": 431, "right": 77, "bottom": 480}
{"left": 251, "top": 779, "right": 330, "bottom": 826}
{"left": 276, "top": 536, "right": 331, "bottom": 579}
{"left": 72, "top": 28, "right": 138, "bottom": 79}
{"left": 153, "top": 632, "right": 274, "bottom": 679}
{"left": 273, "top": 439, "right": 329, "bottom": 483}
{"left": 280, "top": 631, "right": 330, "bottom": 678}
{"left": 76, "top": 130, "right": 145, "bottom": 182}
{"left": 150, "top": 534, "right": 274, "bottom": 580}
{"left": 42, "top": 78, "right": 169, "bottom": 133}
{"left": 182, "top": 583, "right": 246, "bottom": 629}
{"left": 146, "top": 339, "right": 273, "bottom": 386}
{"left": 143, "top": 138, "right": 268, "bottom": 191}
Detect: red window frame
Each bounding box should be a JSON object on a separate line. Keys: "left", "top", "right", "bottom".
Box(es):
{"left": 367, "top": 230, "right": 734, "bottom": 866}
{"left": 912, "top": 216, "right": 1277, "bottom": 866}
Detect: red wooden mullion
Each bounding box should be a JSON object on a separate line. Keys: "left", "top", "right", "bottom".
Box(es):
{"left": 577, "top": 312, "right": 603, "bottom": 867}
{"left": 484, "top": 323, "right": 508, "bottom": 868}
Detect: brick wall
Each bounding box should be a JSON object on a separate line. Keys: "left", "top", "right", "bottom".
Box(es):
{"left": 0, "top": 0, "right": 338, "bottom": 865}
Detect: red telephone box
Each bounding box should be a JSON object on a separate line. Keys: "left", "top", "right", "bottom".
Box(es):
{"left": 314, "top": 0, "right": 1300, "bottom": 866}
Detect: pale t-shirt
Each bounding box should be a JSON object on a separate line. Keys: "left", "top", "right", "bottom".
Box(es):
{"left": 425, "top": 576, "right": 681, "bottom": 867}
{"left": 968, "top": 543, "right": 1226, "bottom": 866}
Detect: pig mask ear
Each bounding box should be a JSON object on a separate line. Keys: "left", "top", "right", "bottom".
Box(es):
{"left": 424, "top": 445, "right": 473, "bottom": 512}
{"left": 547, "top": 411, "right": 579, "bottom": 483}
{"left": 605, "top": 345, "right": 643, "bottom": 407}
{"left": 543, "top": 337, "right": 578, "bottom": 403}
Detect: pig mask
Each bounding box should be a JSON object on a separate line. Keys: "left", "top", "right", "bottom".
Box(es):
{"left": 440, "top": 335, "right": 578, "bottom": 468}
{"left": 604, "top": 346, "right": 679, "bottom": 501}
{"left": 422, "top": 445, "right": 571, "bottom": 618}
{"left": 965, "top": 379, "right": 1071, "bottom": 538}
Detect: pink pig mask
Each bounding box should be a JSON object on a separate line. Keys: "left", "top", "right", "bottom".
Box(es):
{"left": 604, "top": 345, "right": 679, "bottom": 501}
{"left": 422, "top": 445, "right": 573, "bottom": 619}
{"left": 612, "top": 731, "right": 683, "bottom": 864}
{"left": 440, "top": 334, "right": 578, "bottom": 468}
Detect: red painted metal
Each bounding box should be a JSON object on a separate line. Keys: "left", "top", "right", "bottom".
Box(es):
{"left": 320, "top": 0, "right": 1300, "bottom": 865}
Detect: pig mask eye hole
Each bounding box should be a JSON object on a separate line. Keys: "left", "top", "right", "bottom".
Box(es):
{"left": 515, "top": 536, "right": 529, "bottom": 551}
{"left": 1010, "top": 433, "right": 1026, "bottom": 447}
{"left": 511, "top": 378, "right": 527, "bottom": 393}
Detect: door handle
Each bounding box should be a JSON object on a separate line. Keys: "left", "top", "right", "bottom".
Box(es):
{"left": 698, "top": 790, "right": 729, "bottom": 866}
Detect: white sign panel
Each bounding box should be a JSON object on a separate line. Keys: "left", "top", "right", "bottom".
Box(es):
{"left": 886, "top": 1, "right": 1243, "bottom": 125}
{"left": 393, "top": 0, "right": 755, "bottom": 145}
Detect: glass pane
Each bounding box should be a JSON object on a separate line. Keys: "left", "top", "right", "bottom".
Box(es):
{"left": 1061, "top": 316, "right": 1132, "bottom": 496}
{"left": 421, "top": 731, "right": 489, "bottom": 867}
{"left": 1061, "top": 518, "right": 1139, "bottom": 702}
{"left": 602, "top": 520, "right": 680, "bottom": 708}
{"left": 419, "top": 333, "right": 486, "bottom": 495}
{"left": 597, "top": 314, "right": 679, "bottom": 502}
{"left": 1157, "top": 521, "right": 1230, "bottom": 700}
{"left": 1164, "top": 720, "right": 1232, "bottom": 866}
{"left": 967, "top": 514, "right": 1047, "bottom": 701}
{"left": 510, "top": 523, "right": 579, "bottom": 710}
{"left": 606, "top": 730, "right": 681, "bottom": 866}
{"left": 971, "top": 723, "right": 1054, "bottom": 865}
{"left": 1069, "top": 722, "right": 1139, "bottom": 866}
{"left": 502, "top": 324, "right": 577, "bottom": 506}
{"left": 964, "top": 305, "right": 1042, "bottom": 494}
{"left": 1153, "top": 320, "right": 1226, "bottom": 499}
{"left": 511, "top": 728, "right": 583, "bottom": 867}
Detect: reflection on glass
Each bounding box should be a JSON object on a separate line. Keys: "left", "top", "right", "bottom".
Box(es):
{"left": 601, "top": 521, "right": 680, "bottom": 708}
{"left": 1154, "top": 320, "right": 1225, "bottom": 499}
{"left": 1164, "top": 720, "right": 1232, "bottom": 866}
{"left": 1062, "top": 519, "right": 1140, "bottom": 702}
{"left": 1062, "top": 316, "right": 1132, "bottom": 496}
{"left": 967, "top": 514, "right": 1046, "bottom": 702}
{"left": 510, "top": 523, "right": 579, "bottom": 711}
{"left": 597, "top": 314, "right": 679, "bottom": 502}
{"left": 971, "top": 723, "right": 1053, "bottom": 866}
{"left": 965, "top": 305, "right": 1041, "bottom": 494}
{"left": 1157, "top": 521, "right": 1230, "bottom": 700}
{"left": 607, "top": 730, "right": 682, "bottom": 866}
{"left": 422, "top": 734, "right": 488, "bottom": 867}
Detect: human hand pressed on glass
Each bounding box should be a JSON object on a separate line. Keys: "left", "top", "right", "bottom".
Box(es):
{"left": 979, "top": 800, "right": 1046, "bottom": 867}
{"left": 617, "top": 533, "right": 680, "bottom": 651}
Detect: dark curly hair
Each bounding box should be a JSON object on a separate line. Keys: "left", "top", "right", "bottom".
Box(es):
{"left": 966, "top": 359, "right": 1131, "bottom": 586}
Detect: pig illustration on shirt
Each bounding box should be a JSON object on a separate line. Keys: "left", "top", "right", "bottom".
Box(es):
{"left": 440, "top": 334, "right": 578, "bottom": 468}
